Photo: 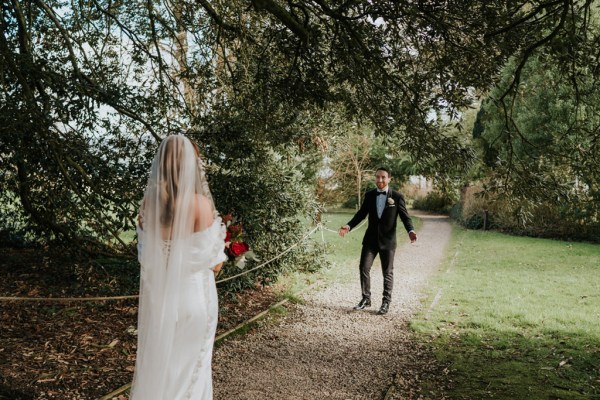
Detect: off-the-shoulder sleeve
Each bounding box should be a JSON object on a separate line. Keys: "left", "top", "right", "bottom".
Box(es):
{"left": 206, "top": 221, "right": 228, "bottom": 267}
{"left": 188, "top": 218, "right": 227, "bottom": 272}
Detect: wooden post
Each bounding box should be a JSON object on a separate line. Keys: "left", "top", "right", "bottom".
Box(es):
{"left": 483, "top": 210, "right": 488, "bottom": 230}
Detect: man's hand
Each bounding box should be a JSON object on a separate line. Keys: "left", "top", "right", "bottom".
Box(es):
{"left": 338, "top": 226, "right": 350, "bottom": 237}
{"left": 409, "top": 231, "right": 417, "bottom": 243}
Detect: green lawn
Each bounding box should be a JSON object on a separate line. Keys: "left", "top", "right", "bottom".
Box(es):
{"left": 313, "top": 211, "right": 422, "bottom": 284}
{"left": 274, "top": 212, "right": 365, "bottom": 298}
{"left": 412, "top": 226, "right": 600, "bottom": 399}
{"left": 275, "top": 210, "right": 422, "bottom": 299}
{"left": 318, "top": 212, "right": 366, "bottom": 284}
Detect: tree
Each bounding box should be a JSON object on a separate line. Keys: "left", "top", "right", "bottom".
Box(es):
{"left": 475, "top": 50, "right": 600, "bottom": 229}
{"left": 326, "top": 128, "right": 372, "bottom": 208}
{"left": 2, "top": 0, "right": 599, "bottom": 255}
{"left": 324, "top": 125, "right": 417, "bottom": 208}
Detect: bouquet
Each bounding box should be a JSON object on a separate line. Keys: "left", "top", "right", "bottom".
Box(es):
{"left": 222, "top": 214, "right": 257, "bottom": 269}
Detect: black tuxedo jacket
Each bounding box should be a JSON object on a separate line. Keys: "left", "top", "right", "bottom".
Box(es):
{"left": 347, "top": 189, "right": 413, "bottom": 251}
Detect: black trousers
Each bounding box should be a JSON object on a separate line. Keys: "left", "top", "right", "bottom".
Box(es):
{"left": 358, "top": 245, "right": 395, "bottom": 303}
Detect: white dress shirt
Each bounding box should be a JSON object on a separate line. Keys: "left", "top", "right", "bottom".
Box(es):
{"left": 376, "top": 187, "right": 388, "bottom": 218}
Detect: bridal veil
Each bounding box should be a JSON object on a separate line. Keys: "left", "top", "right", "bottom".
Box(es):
{"left": 131, "top": 135, "right": 222, "bottom": 399}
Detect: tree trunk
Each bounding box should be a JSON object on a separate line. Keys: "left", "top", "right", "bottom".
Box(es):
{"left": 172, "top": 1, "right": 195, "bottom": 117}
{"left": 356, "top": 173, "right": 362, "bottom": 209}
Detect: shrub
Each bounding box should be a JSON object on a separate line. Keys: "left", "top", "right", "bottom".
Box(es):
{"left": 412, "top": 191, "right": 455, "bottom": 213}
{"left": 454, "top": 183, "right": 600, "bottom": 242}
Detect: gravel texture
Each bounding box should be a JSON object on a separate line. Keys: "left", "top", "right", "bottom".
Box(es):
{"left": 213, "top": 213, "right": 452, "bottom": 399}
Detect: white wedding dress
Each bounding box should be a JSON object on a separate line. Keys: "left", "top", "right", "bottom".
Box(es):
{"left": 131, "top": 219, "right": 227, "bottom": 399}
{"left": 131, "top": 135, "right": 226, "bottom": 400}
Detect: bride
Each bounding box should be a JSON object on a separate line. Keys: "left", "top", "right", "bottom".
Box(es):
{"left": 131, "top": 135, "right": 226, "bottom": 399}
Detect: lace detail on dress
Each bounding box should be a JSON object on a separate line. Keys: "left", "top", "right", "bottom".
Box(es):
{"left": 161, "top": 240, "right": 172, "bottom": 255}
{"left": 183, "top": 344, "right": 208, "bottom": 399}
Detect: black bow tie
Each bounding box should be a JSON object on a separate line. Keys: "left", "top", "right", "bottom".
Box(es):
{"left": 377, "top": 191, "right": 387, "bottom": 196}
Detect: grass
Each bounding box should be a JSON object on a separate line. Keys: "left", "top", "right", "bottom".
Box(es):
{"left": 272, "top": 212, "right": 364, "bottom": 299}
{"left": 274, "top": 210, "right": 423, "bottom": 298}
{"left": 412, "top": 226, "right": 600, "bottom": 399}
{"left": 318, "top": 212, "right": 367, "bottom": 284}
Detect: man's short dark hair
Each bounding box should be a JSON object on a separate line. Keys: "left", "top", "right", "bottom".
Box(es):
{"left": 376, "top": 167, "right": 392, "bottom": 177}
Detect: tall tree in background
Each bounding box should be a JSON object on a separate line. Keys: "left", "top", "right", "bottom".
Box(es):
{"left": 1, "top": 0, "right": 599, "bottom": 256}
{"left": 326, "top": 129, "right": 372, "bottom": 208}
{"left": 475, "top": 51, "right": 600, "bottom": 228}
{"left": 325, "top": 127, "right": 416, "bottom": 208}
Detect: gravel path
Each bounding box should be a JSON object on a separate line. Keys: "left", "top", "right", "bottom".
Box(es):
{"left": 213, "top": 212, "right": 452, "bottom": 399}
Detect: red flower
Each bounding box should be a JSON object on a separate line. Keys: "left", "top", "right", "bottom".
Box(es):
{"left": 228, "top": 224, "right": 243, "bottom": 236}
{"left": 225, "top": 230, "right": 231, "bottom": 243}
{"left": 229, "top": 241, "right": 249, "bottom": 257}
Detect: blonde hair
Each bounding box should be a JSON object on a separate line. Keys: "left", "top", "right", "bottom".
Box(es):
{"left": 158, "top": 136, "right": 187, "bottom": 225}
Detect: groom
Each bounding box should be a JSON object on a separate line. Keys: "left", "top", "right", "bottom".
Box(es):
{"left": 338, "top": 167, "right": 417, "bottom": 315}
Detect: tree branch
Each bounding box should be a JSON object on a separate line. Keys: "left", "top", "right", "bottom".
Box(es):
{"left": 49, "top": 141, "right": 131, "bottom": 252}
{"left": 250, "top": 0, "right": 311, "bottom": 42}
{"left": 499, "top": 0, "right": 570, "bottom": 101}
{"left": 483, "top": 0, "right": 564, "bottom": 40}
{"left": 196, "top": 0, "right": 241, "bottom": 33}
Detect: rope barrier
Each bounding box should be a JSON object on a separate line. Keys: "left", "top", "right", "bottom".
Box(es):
{"left": 216, "top": 225, "right": 320, "bottom": 284}
{"left": 320, "top": 225, "right": 339, "bottom": 234}
{"left": 0, "top": 219, "right": 366, "bottom": 301}
{"left": 319, "top": 218, "right": 367, "bottom": 234}
{"left": 0, "top": 295, "right": 139, "bottom": 302}
{"left": 216, "top": 218, "right": 367, "bottom": 284}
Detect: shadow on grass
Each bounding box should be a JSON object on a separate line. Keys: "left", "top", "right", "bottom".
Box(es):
{"left": 419, "top": 329, "right": 600, "bottom": 399}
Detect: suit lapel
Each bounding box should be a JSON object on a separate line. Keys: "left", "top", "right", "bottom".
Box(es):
{"left": 371, "top": 190, "right": 378, "bottom": 217}
{"left": 381, "top": 190, "right": 392, "bottom": 220}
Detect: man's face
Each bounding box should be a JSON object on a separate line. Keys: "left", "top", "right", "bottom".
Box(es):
{"left": 375, "top": 170, "right": 391, "bottom": 190}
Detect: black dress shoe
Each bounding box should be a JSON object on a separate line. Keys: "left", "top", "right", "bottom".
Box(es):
{"left": 353, "top": 298, "right": 371, "bottom": 310}
{"left": 378, "top": 301, "right": 390, "bottom": 315}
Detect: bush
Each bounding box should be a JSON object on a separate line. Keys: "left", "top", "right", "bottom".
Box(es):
{"left": 342, "top": 196, "right": 359, "bottom": 210}
{"left": 454, "top": 183, "right": 600, "bottom": 242}
{"left": 456, "top": 185, "right": 504, "bottom": 230}
{"left": 412, "top": 191, "right": 455, "bottom": 213}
